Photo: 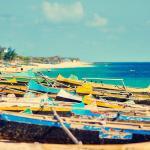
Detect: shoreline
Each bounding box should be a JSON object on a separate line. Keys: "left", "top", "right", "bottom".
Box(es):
{"left": 0, "top": 61, "right": 94, "bottom": 73}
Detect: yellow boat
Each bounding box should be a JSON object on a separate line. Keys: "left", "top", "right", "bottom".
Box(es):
{"left": 82, "top": 95, "right": 124, "bottom": 109}
{"left": 56, "top": 89, "right": 124, "bottom": 109}
{"left": 56, "top": 75, "right": 150, "bottom": 94}
{"left": 0, "top": 95, "right": 72, "bottom": 112}
{"left": 0, "top": 105, "right": 71, "bottom": 112}
{"left": 56, "top": 74, "right": 83, "bottom": 86}
{"left": 0, "top": 78, "right": 18, "bottom": 84}
{"left": 76, "top": 83, "right": 150, "bottom": 101}
{"left": 76, "top": 83, "right": 93, "bottom": 94}
{"left": 0, "top": 84, "right": 27, "bottom": 91}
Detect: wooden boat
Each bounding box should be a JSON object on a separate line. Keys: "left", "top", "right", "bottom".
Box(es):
{"left": 56, "top": 75, "right": 150, "bottom": 95}
{"left": 56, "top": 89, "right": 82, "bottom": 102}
{"left": 2, "top": 69, "right": 36, "bottom": 77}
{"left": 55, "top": 75, "right": 150, "bottom": 104}
{"left": 0, "top": 105, "right": 71, "bottom": 112}
{"left": 2, "top": 73, "right": 149, "bottom": 103}
{"left": 0, "top": 95, "right": 149, "bottom": 123}
{"left": 5, "top": 77, "right": 44, "bottom": 83}
{"left": 0, "top": 84, "right": 27, "bottom": 96}
{"left": 56, "top": 74, "right": 83, "bottom": 86}
{"left": 116, "top": 114, "right": 150, "bottom": 122}
{"left": 0, "top": 79, "right": 59, "bottom": 96}
{"left": 57, "top": 75, "right": 150, "bottom": 92}
{"left": 76, "top": 83, "right": 150, "bottom": 102}
{"left": 0, "top": 90, "right": 149, "bottom": 122}
{"left": 56, "top": 90, "right": 123, "bottom": 109}
{"left": 0, "top": 92, "right": 72, "bottom": 112}
{"left": 0, "top": 111, "right": 149, "bottom": 144}
{"left": 0, "top": 84, "right": 27, "bottom": 91}
{"left": 56, "top": 89, "right": 145, "bottom": 109}
{"left": 0, "top": 78, "right": 18, "bottom": 84}
{"left": 71, "top": 103, "right": 150, "bottom": 123}
{"left": 0, "top": 89, "right": 149, "bottom": 125}
{"left": 0, "top": 93, "right": 49, "bottom": 104}
{"left": 1, "top": 69, "right": 55, "bottom": 84}
{"left": 28, "top": 80, "right": 60, "bottom": 94}
{"left": 0, "top": 89, "right": 25, "bottom": 95}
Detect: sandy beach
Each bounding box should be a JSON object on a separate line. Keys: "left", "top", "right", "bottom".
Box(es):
{"left": 0, "top": 61, "right": 93, "bottom": 73}
{"left": 0, "top": 141, "right": 149, "bottom": 150}
{"left": 49, "top": 61, "right": 93, "bottom": 68}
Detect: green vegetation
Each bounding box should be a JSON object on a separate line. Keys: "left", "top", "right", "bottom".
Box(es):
{"left": 0, "top": 46, "right": 17, "bottom": 62}
{"left": 0, "top": 45, "right": 80, "bottom": 64}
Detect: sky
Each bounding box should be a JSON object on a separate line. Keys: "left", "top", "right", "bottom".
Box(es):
{"left": 0, "top": 0, "right": 150, "bottom": 62}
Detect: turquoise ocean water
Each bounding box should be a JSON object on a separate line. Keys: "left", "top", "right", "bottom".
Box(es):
{"left": 44, "top": 62, "right": 150, "bottom": 88}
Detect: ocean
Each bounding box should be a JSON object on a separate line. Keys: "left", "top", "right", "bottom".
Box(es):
{"left": 44, "top": 62, "right": 150, "bottom": 88}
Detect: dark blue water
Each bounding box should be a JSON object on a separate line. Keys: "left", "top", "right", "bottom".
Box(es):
{"left": 44, "top": 62, "right": 150, "bottom": 88}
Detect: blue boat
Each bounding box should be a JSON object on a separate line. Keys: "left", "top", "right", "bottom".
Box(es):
{"left": 117, "top": 114, "right": 150, "bottom": 122}
{"left": 0, "top": 111, "right": 149, "bottom": 144}
{"left": 28, "top": 80, "right": 60, "bottom": 94}
{"left": 71, "top": 102, "right": 150, "bottom": 122}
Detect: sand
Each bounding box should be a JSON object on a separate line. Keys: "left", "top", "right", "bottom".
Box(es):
{"left": 0, "top": 141, "right": 149, "bottom": 150}
{"left": 0, "top": 61, "right": 93, "bottom": 73}
{"left": 29, "top": 61, "right": 93, "bottom": 69}
{"left": 49, "top": 61, "right": 93, "bottom": 68}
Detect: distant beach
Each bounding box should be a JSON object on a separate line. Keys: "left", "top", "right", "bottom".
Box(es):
{"left": 0, "top": 61, "right": 93, "bottom": 73}
{"left": 49, "top": 61, "right": 94, "bottom": 68}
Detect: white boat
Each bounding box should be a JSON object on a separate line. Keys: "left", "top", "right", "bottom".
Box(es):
{"left": 56, "top": 89, "right": 82, "bottom": 102}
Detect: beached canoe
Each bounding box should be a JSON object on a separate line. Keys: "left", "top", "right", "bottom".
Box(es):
{"left": 76, "top": 83, "right": 150, "bottom": 102}
{"left": 0, "top": 94, "right": 72, "bottom": 112}
{"left": 0, "top": 111, "right": 149, "bottom": 144}
{"left": 56, "top": 75, "right": 150, "bottom": 94}
{"left": 0, "top": 84, "right": 27, "bottom": 91}
{"left": 0, "top": 95, "right": 149, "bottom": 123}
{"left": 56, "top": 89, "right": 128, "bottom": 109}
{"left": 1, "top": 69, "right": 55, "bottom": 84}
{"left": 0, "top": 79, "right": 60, "bottom": 95}
{"left": 28, "top": 80, "right": 60, "bottom": 94}
{"left": 56, "top": 74, "right": 83, "bottom": 86}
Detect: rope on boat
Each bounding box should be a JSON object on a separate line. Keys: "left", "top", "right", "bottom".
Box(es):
{"left": 38, "top": 72, "right": 75, "bottom": 90}
{"left": 51, "top": 108, "right": 82, "bottom": 144}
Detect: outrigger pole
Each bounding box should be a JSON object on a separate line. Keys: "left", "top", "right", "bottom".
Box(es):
{"left": 38, "top": 72, "right": 74, "bottom": 89}
{"left": 82, "top": 77, "right": 127, "bottom": 91}
{"left": 52, "top": 108, "right": 82, "bottom": 145}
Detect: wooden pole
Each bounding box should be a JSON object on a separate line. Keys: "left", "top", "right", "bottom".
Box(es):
{"left": 51, "top": 108, "right": 82, "bottom": 145}
{"left": 39, "top": 72, "right": 74, "bottom": 89}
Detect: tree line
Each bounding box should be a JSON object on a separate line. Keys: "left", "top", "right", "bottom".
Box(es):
{"left": 0, "top": 46, "right": 80, "bottom": 64}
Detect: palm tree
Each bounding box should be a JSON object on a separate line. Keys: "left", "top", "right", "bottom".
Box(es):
{"left": 3, "top": 47, "right": 17, "bottom": 62}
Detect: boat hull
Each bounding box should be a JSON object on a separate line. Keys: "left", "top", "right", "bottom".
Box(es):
{"left": 0, "top": 120, "right": 150, "bottom": 144}
{"left": 0, "top": 112, "right": 150, "bottom": 144}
